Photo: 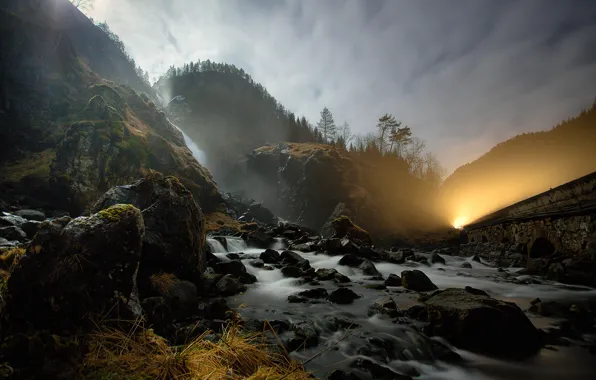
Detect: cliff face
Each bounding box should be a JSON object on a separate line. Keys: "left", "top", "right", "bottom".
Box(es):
{"left": 238, "top": 143, "right": 444, "bottom": 242}
{"left": 0, "top": 0, "right": 224, "bottom": 215}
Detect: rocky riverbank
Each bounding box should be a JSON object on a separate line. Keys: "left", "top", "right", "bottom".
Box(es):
{"left": 1, "top": 174, "right": 595, "bottom": 379}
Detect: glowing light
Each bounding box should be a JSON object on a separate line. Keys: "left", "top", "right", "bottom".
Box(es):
{"left": 452, "top": 216, "right": 468, "bottom": 229}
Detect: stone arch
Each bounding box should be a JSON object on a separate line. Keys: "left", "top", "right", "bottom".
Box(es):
{"left": 529, "top": 237, "right": 555, "bottom": 258}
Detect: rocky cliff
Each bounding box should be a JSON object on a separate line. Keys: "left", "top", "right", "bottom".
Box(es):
{"left": 237, "top": 143, "right": 445, "bottom": 242}
{"left": 0, "top": 0, "right": 225, "bottom": 216}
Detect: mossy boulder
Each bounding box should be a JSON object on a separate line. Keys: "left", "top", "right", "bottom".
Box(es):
{"left": 331, "top": 216, "right": 372, "bottom": 246}
{"left": 91, "top": 172, "right": 206, "bottom": 295}
{"left": 1, "top": 204, "right": 144, "bottom": 334}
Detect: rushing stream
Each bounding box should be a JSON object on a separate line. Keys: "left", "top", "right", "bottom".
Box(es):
{"left": 207, "top": 237, "right": 596, "bottom": 380}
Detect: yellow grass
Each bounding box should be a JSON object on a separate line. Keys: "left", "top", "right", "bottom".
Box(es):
{"left": 205, "top": 211, "right": 257, "bottom": 233}
{"left": 0, "top": 247, "right": 25, "bottom": 271}
{"left": 83, "top": 318, "right": 311, "bottom": 380}
{"left": 150, "top": 272, "right": 177, "bottom": 294}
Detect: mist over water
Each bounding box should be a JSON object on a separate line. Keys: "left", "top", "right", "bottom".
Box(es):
{"left": 206, "top": 238, "right": 596, "bottom": 380}
{"left": 179, "top": 127, "right": 209, "bottom": 167}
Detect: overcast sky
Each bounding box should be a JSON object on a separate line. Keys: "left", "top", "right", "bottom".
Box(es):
{"left": 87, "top": 0, "right": 596, "bottom": 174}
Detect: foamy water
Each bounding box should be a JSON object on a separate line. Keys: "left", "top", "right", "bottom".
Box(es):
{"left": 206, "top": 237, "right": 596, "bottom": 379}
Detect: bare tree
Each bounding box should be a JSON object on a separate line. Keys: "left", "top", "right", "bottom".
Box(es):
{"left": 338, "top": 122, "right": 352, "bottom": 144}
{"left": 404, "top": 137, "right": 426, "bottom": 176}
{"left": 70, "top": 0, "right": 94, "bottom": 10}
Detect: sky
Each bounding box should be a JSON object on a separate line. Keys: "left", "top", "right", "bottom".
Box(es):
{"left": 87, "top": 0, "right": 596, "bottom": 174}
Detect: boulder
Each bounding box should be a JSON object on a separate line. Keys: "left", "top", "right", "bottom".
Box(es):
{"left": 460, "top": 262, "right": 472, "bottom": 269}
{"left": 246, "top": 229, "right": 274, "bottom": 248}
{"left": 13, "top": 209, "right": 46, "bottom": 221}
{"left": 280, "top": 250, "right": 310, "bottom": 269}
{"left": 213, "top": 260, "right": 248, "bottom": 277}
{"left": 338, "top": 254, "right": 380, "bottom": 276}
{"left": 241, "top": 202, "right": 277, "bottom": 225}
{"left": 401, "top": 270, "right": 438, "bottom": 292}
{"left": 384, "top": 274, "right": 402, "bottom": 287}
{"left": 368, "top": 297, "right": 402, "bottom": 318}
{"left": 430, "top": 252, "right": 446, "bottom": 265}
{"left": 334, "top": 273, "right": 351, "bottom": 283}
{"left": 281, "top": 266, "right": 305, "bottom": 278}
{"left": 0, "top": 226, "right": 26, "bottom": 242}
{"left": 153, "top": 277, "right": 199, "bottom": 314}
{"left": 249, "top": 259, "right": 265, "bottom": 268}
{"left": 0, "top": 213, "right": 27, "bottom": 228}
{"left": 214, "top": 274, "right": 247, "bottom": 296}
{"left": 91, "top": 173, "right": 206, "bottom": 287}
{"left": 331, "top": 216, "right": 372, "bottom": 246}
{"left": 419, "top": 288, "right": 542, "bottom": 358}
{"left": 260, "top": 249, "right": 280, "bottom": 263}
{"left": 2, "top": 204, "right": 144, "bottom": 333}
{"left": 316, "top": 268, "right": 339, "bottom": 281}
{"left": 289, "top": 320, "right": 320, "bottom": 350}
{"left": 20, "top": 221, "right": 41, "bottom": 239}
{"left": 327, "top": 288, "right": 361, "bottom": 304}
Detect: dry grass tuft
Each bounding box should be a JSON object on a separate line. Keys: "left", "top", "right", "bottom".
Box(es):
{"left": 0, "top": 247, "right": 25, "bottom": 271}
{"left": 84, "top": 318, "right": 311, "bottom": 380}
{"left": 149, "top": 272, "right": 177, "bottom": 294}
{"left": 205, "top": 211, "right": 257, "bottom": 233}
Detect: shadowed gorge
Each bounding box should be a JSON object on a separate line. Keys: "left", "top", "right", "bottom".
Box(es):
{"left": 1, "top": 1, "right": 596, "bottom": 379}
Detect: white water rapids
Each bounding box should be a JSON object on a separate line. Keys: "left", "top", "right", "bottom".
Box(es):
{"left": 207, "top": 237, "right": 596, "bottom": 380}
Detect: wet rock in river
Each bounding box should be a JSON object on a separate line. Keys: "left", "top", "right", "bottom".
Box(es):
{"left": 214, "top": 274, "right": 247, "bottom": 296}
{"left": 246, "top": 229, "right": 274, "bottom": 248}
{"left": 401, "top": 270, "right": 439, "bottom": 292}
{"left": 460, "top": 262, "right": 472, "bottom": 269}
{"left": 213, "top": 260, "right": 247, "bottom": 277}
{"left": 288, "top": 320, "right": 320, "bottom": 351}
{"left": 226, "top": 253, "right": 241, "bottom": 260}
{"left": 316, "top": 267, "right": 339, "bottom": 281}
{"left": 281, "top": 265, "right": 305, "bottom": 278}
{"left": 0, "top": 226, "right": 26, "bottom": 241}
{"left": 288, "top": 288, "right": 328, "bottom": 303}
{"left": 328, "top": 287, "right": 361, "bottom": 304}
{"left": 368, "top": 297, "right": 402, "bottom": 318}
{"left": 384, "top": 274, "right": 402, "bottom": 286}
{"left": 418, "top": 287, "right": 542, "bottom": 359}
{"left": 430, "top": 252, "right": 446, "bottom": 265}
{"left": 13, "top": 209, "right": 46, "bottom": 221}
{"left": 249, "top": 258, "right": 265, "bottom": 268}
{"left": 338, "top": 254, "right": 380, "bottom": 276}
{"left": 260, "top": 248, "right": 280, "bottom": 263}
{"left": 334, "top": 272, "right": 351, "bottom": 284}
{"left": 20, "top": 220, "right": 41, "bottom": 239}
{"left": 280, "top": 250, "right": 310, "bottom": 269}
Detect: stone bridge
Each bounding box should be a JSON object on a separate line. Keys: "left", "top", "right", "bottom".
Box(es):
{"left": 460, "top": 171, "right": 596, "bottom": 286}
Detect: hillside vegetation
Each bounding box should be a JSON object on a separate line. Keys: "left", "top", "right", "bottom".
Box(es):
{"left": 0, "top": 1, "right": 223, "bottom": 215}
{"left": 440, "top": 103, "right": 596, "bottom": 225}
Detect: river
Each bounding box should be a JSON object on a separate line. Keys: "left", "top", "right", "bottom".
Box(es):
{"left": 207, "top": 237, "right": 596, "bottom": 380}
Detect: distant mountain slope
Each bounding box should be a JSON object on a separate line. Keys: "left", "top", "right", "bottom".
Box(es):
{"left": 154, "top": 63, "right": 315, "bottom": 186}
{"left": 0, "top": 0, "right": 223, "bottom": 215}
{"left": 440, "top": 104, "right": 596, "bottom": 225}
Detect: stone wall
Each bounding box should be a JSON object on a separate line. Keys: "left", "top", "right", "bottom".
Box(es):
{"left": 466, "top": 214, "right": 596, "bottom": 259}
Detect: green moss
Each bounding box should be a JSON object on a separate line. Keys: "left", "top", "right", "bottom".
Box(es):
{"left": 97, "top": 204, "right": 137, "bottom": 223}
{"left": 0, "top": 149, "right": 56, "bottom": 183}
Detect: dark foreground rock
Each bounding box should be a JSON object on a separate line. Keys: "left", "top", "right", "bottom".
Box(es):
{"left": 415, "top": 287, "right": 542, "bottom": 359}
{"left": 91, "top": 173, "right": 206, "bottom": 293}
{"left": 2, "top": 204, "right": 144, "bottom": 334}
{"left": 338, "top": 254, "right": 380, "bottom": 276}
{"left": 327, "top": 287, "right": 361, "bottom": 304}
{"left": 401, "top": 270, "right": 438, "bottom": 292}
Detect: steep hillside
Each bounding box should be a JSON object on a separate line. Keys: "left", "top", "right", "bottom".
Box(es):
{"left": 154, "top": 64, "right": 315, "bottom": 186}
{"left": 440, "top": 104, "right": 596, "bottom": 225}
{"left": 0, "top": 0, "right": 224, "bottom": 215}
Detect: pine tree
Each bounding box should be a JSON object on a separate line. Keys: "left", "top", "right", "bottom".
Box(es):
{"left": 317, "top": 107, "right": 337, "bottom": 142}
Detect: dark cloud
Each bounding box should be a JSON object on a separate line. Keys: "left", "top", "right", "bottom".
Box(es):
{"left": 89, "top": 0, "right": 596, "bottom": 173}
